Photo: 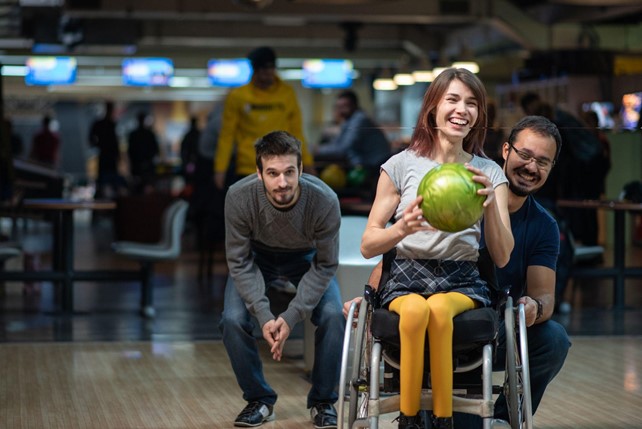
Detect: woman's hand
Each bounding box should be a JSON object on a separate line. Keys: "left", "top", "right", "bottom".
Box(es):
{"left": 466, "top": 163, "right": 495, "bottom": 208}
{"left": 398, "top": 195, "right": 433, "bottom": 236}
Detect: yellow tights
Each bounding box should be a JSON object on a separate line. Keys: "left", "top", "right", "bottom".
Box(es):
{"left": 388, "top": 292, "right": 475, "bottom": 418}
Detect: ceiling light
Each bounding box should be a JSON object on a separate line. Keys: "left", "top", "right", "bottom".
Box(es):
{"left": 452, "top": 61, "right": 479, "bottom": 74}
{"left": 393, "top": 72, "right": 414, "bottom": 86}
{"left": 0, "top": 65, "right": 27, "bottom": 76}
{"left": 432, "top": 67, "right": 448, "bottom": 77}
{"left": 412, "top": 69, "right": 434, "bottom": 82}
{"left": 373, "top": 77, "right": 397, "bottom": 91}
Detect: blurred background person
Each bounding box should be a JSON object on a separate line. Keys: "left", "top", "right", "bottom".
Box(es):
{"left": 29, "top": 115, "right": 60, "bottom": 168}
{"left": 89, "top": 101, "right": 127, "bottom": 199}
{"left": 180, "top": 115, "right": 200, "bottom": 193}
{"left": 127, "top": 111, "right": 160, "bottom": 195}
{"left": 213, "top": 46, "right": 314, "bottom": 190}
{"left": 4, "top": 118, "right": 24, "bottom": 158}
{"left": 315, "top": 90, "right": 391, "bottom": 198}
{"left": 315, "top": 89, "right": 391, "bottom": 171}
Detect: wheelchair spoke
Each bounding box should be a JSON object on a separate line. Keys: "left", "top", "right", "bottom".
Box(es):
{"left": 504, "top": 297, "right": 528, "bottom": 429}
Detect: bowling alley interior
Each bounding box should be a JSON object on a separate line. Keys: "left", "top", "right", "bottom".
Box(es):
{"left": 1, "top": 1, "right": 642, "bottom": 428}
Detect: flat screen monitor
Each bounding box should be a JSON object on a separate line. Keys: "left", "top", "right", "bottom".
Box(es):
{"left": 302, "top": 59, "right": 353, "bottom": 89}
{"left": 207, "top": 59, "right": 252, "bottom": 87}
{"left": 122, "top": 57, "right": 174, "bottom": 86}
{"left": 25, "top": 56, "right": 77, "bottom": 86}
{"left": 620, "top": 92, "right": 642, "bottom": 131}
{"left": 581, "top": 101, "right": 615, "bottom": 129}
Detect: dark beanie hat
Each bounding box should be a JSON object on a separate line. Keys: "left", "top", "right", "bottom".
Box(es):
{"left": 248, "top": 46, "right": 276, "bottom": 69}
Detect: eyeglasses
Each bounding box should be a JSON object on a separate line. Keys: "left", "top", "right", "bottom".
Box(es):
{"left": 508, "top": 143, "right": 555, "bottom": 170}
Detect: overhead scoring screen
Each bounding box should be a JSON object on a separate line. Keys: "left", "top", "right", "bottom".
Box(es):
{"left": 25, "top": 56, "right": 77, "bottom": 86}
{"left": 302, "top": 59, "right": 353, "bottom": 89}
{"left": 122, "top": 57, "right": 174, "bottom": 86}
{"left": 207, "top": 59, "right": 252, "bottom": 87}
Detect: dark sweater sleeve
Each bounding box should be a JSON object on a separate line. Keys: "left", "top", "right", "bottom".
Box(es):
{"left": 224, "top": 188, "right": 275, "bottom": 327}
{"left": 279, "top": 193, "right": 341, "bottom": 329}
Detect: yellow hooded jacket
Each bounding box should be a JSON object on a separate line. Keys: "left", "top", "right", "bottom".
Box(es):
{"left": 214, "top": 77, "right": 313, "bottom": 176}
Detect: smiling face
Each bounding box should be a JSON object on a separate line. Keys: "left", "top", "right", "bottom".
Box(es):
{"left": 257, "top": 154, "right": 302, "bottom": 208}
{"left": 434, "top": 79, "right": 479, "bottom": 143}
{"left": 502, "top": 128, "right": 557, "bottom": 197}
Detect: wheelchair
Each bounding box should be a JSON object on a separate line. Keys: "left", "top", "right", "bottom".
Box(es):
{"left": 338, "top": 248, "right": 533, "bottom": 429}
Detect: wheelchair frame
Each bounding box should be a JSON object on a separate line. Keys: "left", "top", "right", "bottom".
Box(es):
{"left": 338, "top": 289, "right": 533, "bottom": 429}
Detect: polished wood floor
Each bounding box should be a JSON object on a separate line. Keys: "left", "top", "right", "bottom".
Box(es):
{"left": 0, "top": 337, "right": 640, "bottom": 428}
{"left": 1, "top": 209, "right": 642, "bottom": 428}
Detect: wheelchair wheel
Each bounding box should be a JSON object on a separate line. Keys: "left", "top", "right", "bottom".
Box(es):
{"left": 503, "top": 297, "right": 533, "bottom": 429}
{"left": 338, "top": 299, "right": 371, "bottom": 429}
{"left": 516, "top": 303, "right": 533, "bottom": 429}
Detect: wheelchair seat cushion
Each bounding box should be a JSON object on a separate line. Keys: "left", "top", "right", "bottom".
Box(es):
{"left": 371, "top": 307, "right": 498, "bottom": 353}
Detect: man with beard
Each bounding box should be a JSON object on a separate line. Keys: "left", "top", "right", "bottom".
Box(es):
{"left": 461, "top": 114, "right": 571, "bottom": 427}
{"left": 344, "top": 115, "right": 570, "bottom": 428}
{"left": 220, "top": 130, "right": 344, "bottom": 429}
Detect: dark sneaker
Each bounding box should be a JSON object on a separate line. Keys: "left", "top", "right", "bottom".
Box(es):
{"left": 394, "top": 413, "right": 422, "bottom": 429}
{"left": 310, "top": 403, "right": 338, "bottom": 429}
{"left": 234, "top": 401, "right": 274, "bottom": 427}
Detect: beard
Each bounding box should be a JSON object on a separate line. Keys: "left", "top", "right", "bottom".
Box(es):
{"left": 264, "top": 183, "right": 297, "bottom": 207}
{"left": 272, "top": 190, "right": 295, "bottom": 206}
{"left": 506, "top": 166, "right": 542, "bottom": 197}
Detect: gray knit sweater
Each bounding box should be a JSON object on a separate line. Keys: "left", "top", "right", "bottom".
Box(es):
{"left": 224, "top": 173, "right": 341, "bottom": 330}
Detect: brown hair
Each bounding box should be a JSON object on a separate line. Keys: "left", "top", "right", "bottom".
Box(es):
{"left": 408, "top": 68, "right": 488, "bottom": 158}
{"left": 254, "top": 130, "right": 302, "bottom": 172}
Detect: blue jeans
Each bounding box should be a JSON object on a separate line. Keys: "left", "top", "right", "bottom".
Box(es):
{"left": 453, "top": 319, "right": 571, "bottom": 427}
{"left": 219, "top": 248, "right": 345, "bottom": 409}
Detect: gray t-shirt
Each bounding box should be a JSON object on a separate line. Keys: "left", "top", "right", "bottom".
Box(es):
{"left": 382, "top": 149, "right": 507, "bottom": 262}
{"left": 224, "top": 173, "right": 341, "bottom": 329}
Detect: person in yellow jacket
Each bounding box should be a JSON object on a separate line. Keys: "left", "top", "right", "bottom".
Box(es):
{"left": 214, "top": 46, "right": 314, "bottom": 189}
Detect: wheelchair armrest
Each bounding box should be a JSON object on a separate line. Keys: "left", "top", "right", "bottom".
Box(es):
{"left": 364, "top": 284, "right": 380, "bottom": 308}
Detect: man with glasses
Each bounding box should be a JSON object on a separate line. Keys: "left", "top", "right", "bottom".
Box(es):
{"left": 456, "top": 115, "right": 571, "bottom": 427}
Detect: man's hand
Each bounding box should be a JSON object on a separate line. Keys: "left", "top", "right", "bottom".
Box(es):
{"left": 262, "top": 319, "right": 278, "bottom": 349}
{"left": 214, "top": 172, "right": 226, "bottom": 190}
{"left": 518, "top": 296, "right": 539, "bottom": 327}
{"left": 343, "top": 297, "right": 363, "bottom": 326}
{"left": 270, "top": 317, "right": 291, "bottom": 361}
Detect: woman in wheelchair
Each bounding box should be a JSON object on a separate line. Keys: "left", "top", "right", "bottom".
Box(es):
{"left": 360, "top": 68, "right": 514, "bottom": 429}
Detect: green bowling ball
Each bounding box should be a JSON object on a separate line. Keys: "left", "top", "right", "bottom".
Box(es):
{"left": 417, "top": 163, "right": 485, "bottom": 232}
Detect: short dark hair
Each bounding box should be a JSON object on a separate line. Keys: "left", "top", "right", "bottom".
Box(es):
{"left": 247, "top": 46, "right": 276, "bottom": 70}
{"left": 337, "top": 89, "right": 359, "bottom": 108}
{"left": 136, "top": 110, "right": 148, "bottom": 125}
{"left": 508, "top": 115, "right": 562, "bottom": 163}
{"left": 255, "top": 131, "right": 302, "bottom": 172}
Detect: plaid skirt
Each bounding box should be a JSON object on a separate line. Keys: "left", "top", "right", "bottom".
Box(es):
{"left": 378, "top": 258, "right": 491, "bottom": 308}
